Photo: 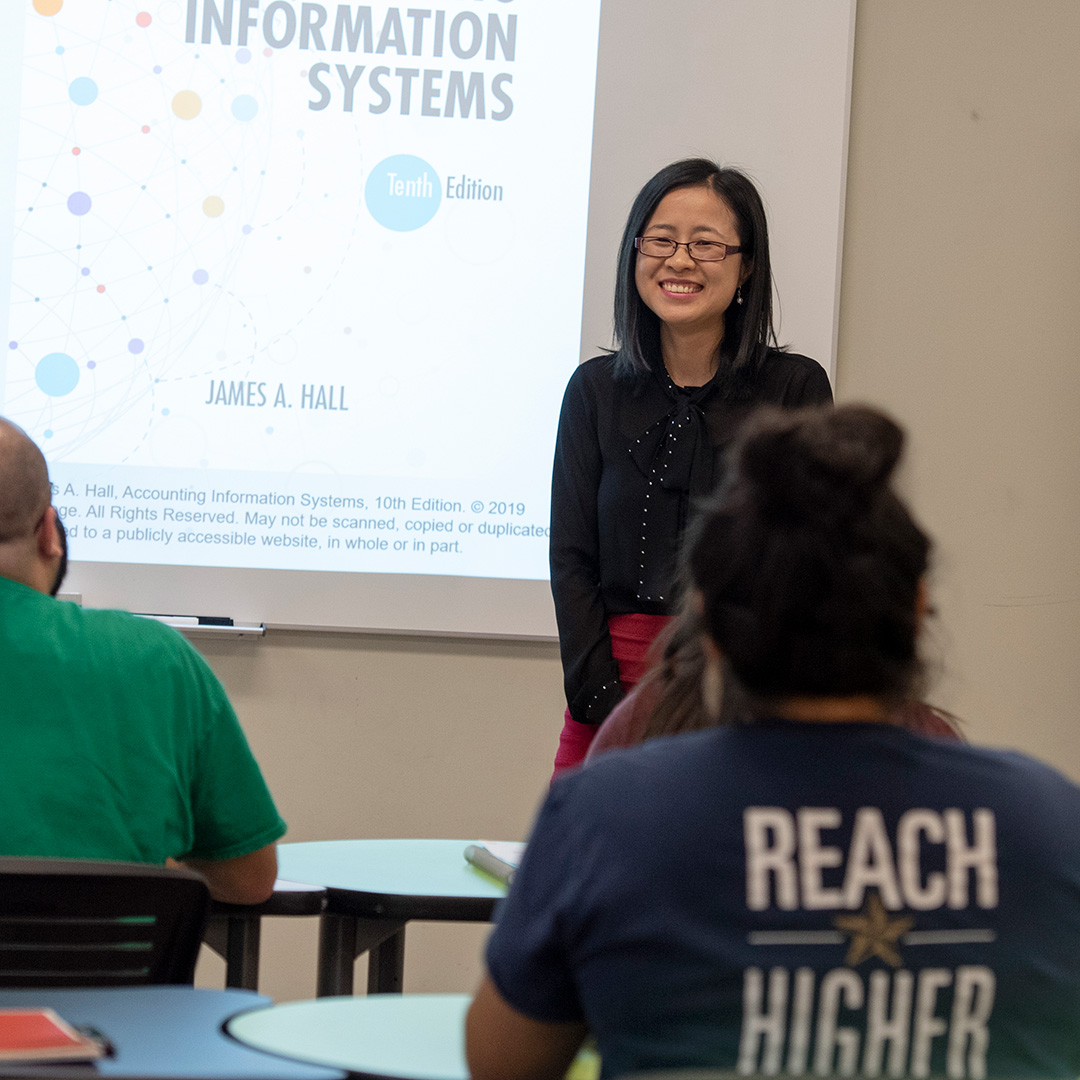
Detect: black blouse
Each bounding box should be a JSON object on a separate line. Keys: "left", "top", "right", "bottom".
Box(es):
{"left": 549, "top": 350, "right": 833, "bottom": 724}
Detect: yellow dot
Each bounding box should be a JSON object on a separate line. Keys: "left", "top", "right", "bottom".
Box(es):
{"left": 203, "top": 196, "right": 225, "bottom": 218}
{"left": 172, "top": 90, "right": 202, "bottom": 120}
{"left": 34, "top": 0, "right": 63, "bottom": 15}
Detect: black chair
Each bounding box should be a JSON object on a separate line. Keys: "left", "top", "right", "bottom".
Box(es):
{"left": 0, "top": 857, "right": 210, "bottom": 986}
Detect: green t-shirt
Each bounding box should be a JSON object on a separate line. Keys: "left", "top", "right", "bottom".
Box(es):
{"left": 0, "top": 576, "right": 286, "bottom": 864}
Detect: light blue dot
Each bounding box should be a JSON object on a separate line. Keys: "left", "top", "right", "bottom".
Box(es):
{"left": 55, "top": 46, "right": 65, "bottom": 55}
{"left": 36, "top": 353, "right": 80, "bottom": 397}
{"left": 69, "top": 77, "right": 99, "bottom": 106}
{"left": 192, "top": 269, "right": 209, "bottom": 285}
{"left": 265, "top": 426, "right": 274, "bottom": 434}
{"left": 242, "top": 224, "right": 253, "bottom": 235}
{"left": 236, "top": 48, "right": 251, "bottom": 63}
{"left": 231, "top": 94, "right": 258, "bottom": 121}
{"left": 44, "top": 430, "right": 53, "bottom": 439}
{"left": 80, "top": 267, "right": 90, "bottom": 276}
{"left": 128, "top": 339, "right": 144, "bottom": 354}
{"left": 8, "top": 342, "right": 16, "bottom": 350}
{"left": 153, "top": 65, "right": 162, "bottom": 74}
{"left": 67, "top": 191, "right": 92, "bottom": 216}
{"left": 162, "top": 408, "right": 170, "bottom": 416}
{"left": 87, "top": 360, "right": 96, "bottom": 369}
{"left": 364, "top": 154, "right": 442, "bottom": 232}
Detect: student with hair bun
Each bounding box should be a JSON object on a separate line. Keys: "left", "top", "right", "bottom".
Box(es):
{"left": 469, "top": 404, "right": 1080, "bottom": 1080}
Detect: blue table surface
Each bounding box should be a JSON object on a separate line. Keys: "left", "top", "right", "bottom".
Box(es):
{"left": 0, "top": 986, "right": 345, "bottom": 1079}
{"left": 277, "top": 839, "right": 510, "bottom": 899}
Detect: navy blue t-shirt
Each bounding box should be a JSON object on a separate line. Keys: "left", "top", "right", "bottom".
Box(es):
{"left": 486, "top": 722, "right": 1080, "bottom": 1079}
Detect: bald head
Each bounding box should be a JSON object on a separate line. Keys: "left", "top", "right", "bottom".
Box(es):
{"left": 0, "top": 418, "right": 51, "bottom": 544}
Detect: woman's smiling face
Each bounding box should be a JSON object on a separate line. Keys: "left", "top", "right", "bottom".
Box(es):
{"left": 634, "top": 184, "right": 747, "bottom": 339}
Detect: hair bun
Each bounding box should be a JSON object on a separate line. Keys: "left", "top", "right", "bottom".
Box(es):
{"left": 737, "top": 404, "right": 904, "bottom": 521}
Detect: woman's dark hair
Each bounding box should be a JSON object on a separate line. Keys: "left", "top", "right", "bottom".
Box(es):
{"left": 634, "top": 602, "right": 710, "bottom": 741}
{"left": 686, "top": 404, "right": 931, "bottom": 704}
{"left": 612, "top": 158, "right": 777, "bottom": 380}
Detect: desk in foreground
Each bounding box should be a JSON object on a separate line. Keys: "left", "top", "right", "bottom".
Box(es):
{"left": 0, "top": 986, "right": 344, "bottom": 1079}
{"left": 228, "top": 992, "right": 598, "bottom": 1080}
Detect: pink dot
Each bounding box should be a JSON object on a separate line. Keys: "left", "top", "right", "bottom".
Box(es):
{"left": 72, "top": 147, "right": 81, "bottom": 156}
{"left": 141, "top": 125, "right": 150, "bottom": 133}
{"left": 96, "top": 284, "right": 105, "bottom": 293}
{"left": 263, "top": 47, "right": 272, "bottom": 57}
{"left": 136, "top": 11, "right": 151, "bottom": 26}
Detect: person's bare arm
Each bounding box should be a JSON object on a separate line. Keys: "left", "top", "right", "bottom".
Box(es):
{"left": 178, "top": 843, "right": 278, "bottom": 905}
{"left": 466, "top": 975, "right": 587, "bottom": 1080}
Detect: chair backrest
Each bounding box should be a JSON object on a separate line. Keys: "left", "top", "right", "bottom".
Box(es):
{"left": 0, "top": 858, "right": 210, "bottom": 986}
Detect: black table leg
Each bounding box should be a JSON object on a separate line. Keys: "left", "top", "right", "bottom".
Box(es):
{"left": 224, "top": 914, "right": 261, "bottom": 990}
{"left": 317, "top": 913, "right": 359, "bottom": 997}
{"left": 367, "top": 928, "right": 406, "bottom": 994}
{"left": 317, "top": 915, "right": 408, "bottom": 997}
{"left": 203, "top": 913, "right": 262, "bottom": 991}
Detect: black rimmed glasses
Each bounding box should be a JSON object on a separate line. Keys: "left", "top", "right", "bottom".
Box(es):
{"left": 634, "top": 236, "right": 743, "bottom": 262}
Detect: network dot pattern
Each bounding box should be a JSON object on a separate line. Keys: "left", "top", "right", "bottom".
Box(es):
{"left": 5, "top": 0, "right": 297, "bottom": 465}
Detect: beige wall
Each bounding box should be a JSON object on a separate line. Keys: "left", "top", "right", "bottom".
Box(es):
{"left": 195, "top": 1, "right": 1080, "bottom": 999}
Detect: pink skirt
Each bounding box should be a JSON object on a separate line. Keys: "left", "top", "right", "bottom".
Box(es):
{"left": 552, "top": 612, "right": 673, "bottom": 778}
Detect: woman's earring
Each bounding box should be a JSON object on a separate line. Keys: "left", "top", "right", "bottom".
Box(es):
{"left": 735, "top": 286, "right": 743, "bottom": 306}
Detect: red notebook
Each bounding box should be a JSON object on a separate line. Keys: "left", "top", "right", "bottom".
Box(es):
{"left": 0, "top": 1009, "right": 107, "bottom": 1061}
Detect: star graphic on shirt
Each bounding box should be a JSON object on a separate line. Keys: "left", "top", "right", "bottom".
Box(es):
{"left": 834, "top": 893, "right": 914, "bottom": 968}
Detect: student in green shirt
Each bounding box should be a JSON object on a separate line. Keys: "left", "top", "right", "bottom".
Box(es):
{"left": 0, "top": 417, "right": 285, "bottom": 905}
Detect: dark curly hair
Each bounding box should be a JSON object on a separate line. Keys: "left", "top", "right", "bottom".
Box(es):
{"left": 686, "top": 404, "right": 931, "bottom": 703}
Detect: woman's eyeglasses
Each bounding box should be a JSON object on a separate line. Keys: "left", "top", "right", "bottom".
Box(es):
{"left": 634, "top": 237, "right": 742, "bottom": 262}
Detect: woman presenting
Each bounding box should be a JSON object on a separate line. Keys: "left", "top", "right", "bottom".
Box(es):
{"left": 550, "top": 158, "right": 832, "bottom": 773}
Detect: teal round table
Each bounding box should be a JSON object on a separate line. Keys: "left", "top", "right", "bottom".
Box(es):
{"left": 277, "top": 840, "right": 508, "bottom": 996}
{"left": 228, "top": 993, "right": 470, "bottom": 1080}
{"left": 227, "top": 994, "right": 599, "bottom": 1080}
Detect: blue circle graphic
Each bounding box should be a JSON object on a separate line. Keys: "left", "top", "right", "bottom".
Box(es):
{"left": 232, "top": 94, "right": 258, "bottom": 121}
{"left": 69, "top": 77, "right": 99, "bottom": 106}
{"left": 36, "top": 353, "right": 80, "bottom": 397}
{"left": 365, "top": 155, "right": 441, "bottom": 232}
{"left": 68, "top": 191, "right": 92, "bottom": 216}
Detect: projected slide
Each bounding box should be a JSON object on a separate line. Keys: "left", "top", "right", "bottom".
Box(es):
{"left": 0, "top": 0, "right": 600, "bottom": 580}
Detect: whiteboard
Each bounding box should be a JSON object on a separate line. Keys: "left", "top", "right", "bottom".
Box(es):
{"left": 0, "top": 0, "right": 854, "bottom": 636}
